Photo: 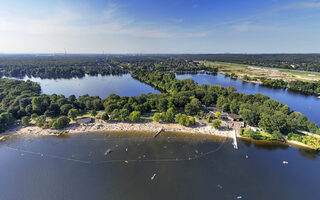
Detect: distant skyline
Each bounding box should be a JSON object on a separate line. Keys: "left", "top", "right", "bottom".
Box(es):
{"left": 0, "top": 0, "right": 320, "bottom": 54}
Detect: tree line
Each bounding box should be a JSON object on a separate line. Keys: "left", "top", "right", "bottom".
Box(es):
{"left": 260, "top": 78, "right": 320, "bottom": 95}
{"left": 132, "top": 69, "right": 319, "bottom": 139}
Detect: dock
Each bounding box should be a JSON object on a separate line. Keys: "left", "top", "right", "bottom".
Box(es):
{"left": 154, "top": 129, "right": 164, "bottom": 138}
{"left": 232, "top": 130, "right": 238, "bottom": 149}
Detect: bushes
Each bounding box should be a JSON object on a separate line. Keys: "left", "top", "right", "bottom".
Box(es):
{"left": 211, "top": 119, "right": 221, "bottom": 129}
{"left": 68, "top": 109, "right": 78, "bottom": 120}
{"left": 301, "top": 135, "right": 320, "bottom": 150}
{"left": 21, "top": 116, "right": 31, "bottom": 126}
{"left": 153, "top": 112, "right": 161, "bottom": 122}
{"left": 49, "top": 116, "right": 70, "bottom": 129}
{"left": 288, "top": 132, "right": 320, "bottom": 149}
{"left": 0, "top": 112, "right": 15, "bottom": 132}
{"left": 129, "top": 111, "right": 141, "bottom": 122}
{"left": 101, "top": 112, "right": 109, "bottom": 121}
{"left": 240, "top": 129, "right": 281, "bottom": 141}
{"left": 206, "top": 116, "right": 211, "bottom": 123}
{"left": 35, "top": 115, "right": 46, "bottom": 127}
{"left": 90, "top": 110, "right": 97, "bottom": 117}
{"left": 287, "top": 133, "right": 303, "bottom": 142}
{"left": 175, "top": 114, "right": 196, "bottom": 127}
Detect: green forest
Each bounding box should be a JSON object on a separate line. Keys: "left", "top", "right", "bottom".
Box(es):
{"left": 1, "top": 55, "right": 320, "bottom": 149}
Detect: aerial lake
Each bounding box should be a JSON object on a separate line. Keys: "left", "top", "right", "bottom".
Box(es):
{"left": 0, "top": 132, "right": 319, "bottom": 200}
{"left": 7, "top": 73, "right": 319, "bottom": 124}
{"left": 176, "top": 73, "right": 320, "bottom": 125}
{"left": 12, "top": 74, "right": 159, "bottom": 98}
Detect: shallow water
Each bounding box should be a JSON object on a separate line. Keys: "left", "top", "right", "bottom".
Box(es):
{"left": 13, "top": 74, "right": 159, "bottom": 98}
{"left": 0, "top": 132, "right": 319, "bottom": 200}
{"left": 176, "top": 73, "right": 320, "bottom": 125}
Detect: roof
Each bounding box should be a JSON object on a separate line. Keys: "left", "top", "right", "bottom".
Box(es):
{"left": 228, "top": 114, "right": 242, "bottom": 119}
{"left": 76, "top": 117, "right": 93, "bottom": 124}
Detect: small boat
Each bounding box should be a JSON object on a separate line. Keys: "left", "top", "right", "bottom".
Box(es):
{"left": 151, "top": 173, "right": 156, "bottom": 180}
{"left": 282, "top": 161, "right": 288, "bottom": 164}
{"left": 104, "top": 149, "right": 112, "bottom": 155}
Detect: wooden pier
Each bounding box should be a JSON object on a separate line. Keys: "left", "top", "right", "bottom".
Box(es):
{"left": 154, "top": 129, "right": 164, "bottom": 138}
{"left": 232, "top": 130, "right": 238, "bottom": 149}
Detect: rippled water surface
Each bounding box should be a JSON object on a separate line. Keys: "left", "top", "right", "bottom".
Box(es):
{"left": 0, "top": 132, "right": 319, "bottom": 200}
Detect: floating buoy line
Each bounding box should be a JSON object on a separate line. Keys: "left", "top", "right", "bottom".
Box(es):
{"left": 3, "top": 135, "right": 228, "bottom": 165}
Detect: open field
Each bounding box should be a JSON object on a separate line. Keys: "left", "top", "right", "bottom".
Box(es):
{"left": 201, "top": 61, "right": 320, "bottom": 82}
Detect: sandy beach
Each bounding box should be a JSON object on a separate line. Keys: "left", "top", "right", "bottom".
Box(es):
{"left": 1, "top": 120, "right": 314, "bottom": 150}
{"left": 1, "top": 119, "right": 234, "bottom": 138}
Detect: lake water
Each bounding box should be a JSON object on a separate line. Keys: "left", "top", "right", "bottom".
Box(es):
{"left": 0, "top": 132, "right": 319, "bottom": 200}
{"left": 176, "top": 73, "right": 320, "bottom": 125}
{"left": 15, "top": 74, "right": 159, "bottom": 98}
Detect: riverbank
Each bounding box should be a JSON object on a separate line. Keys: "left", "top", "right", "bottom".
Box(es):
{"left": 200, "top": 60, "right": 320, "bottom": 97}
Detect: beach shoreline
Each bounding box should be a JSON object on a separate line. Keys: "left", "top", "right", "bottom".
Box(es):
{"left": 0, "top": 120, "right": 314, "bottom": 150}
{"left": 1, "top": 119, "right": 234, "bottom": 138}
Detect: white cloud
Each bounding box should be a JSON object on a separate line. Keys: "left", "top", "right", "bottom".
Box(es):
{"left": 0, "top": 1, "right": 210, "bottom": 39}
{"left": 283, "top": 1, "right": 320, "bottom": 9}
{"left": 233, "top": 22, "right": 276, "bottom": 32}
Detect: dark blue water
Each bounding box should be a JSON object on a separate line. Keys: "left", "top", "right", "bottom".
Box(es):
{"left": 17, "top": 74, "right": 159, "bottom": 98}
{"left": 176, "top": 73, "right": 320, "bottom": 125}
{"left": 0, "top": 132, "right": 319, "bottom": 200}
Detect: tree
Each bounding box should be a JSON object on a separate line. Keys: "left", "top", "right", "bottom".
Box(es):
{"left": 110, "top": 109, "right": 120, "bottom": 120}
{"left": 157, "top": 98, "right": 168, "bottom": 112}
{"left": 153, "top": 112, "right": 161, "bottom": 122}
{"left": 160, "top": 112, "right": 168, "bottom": 122}
{"left": 258, "top": 111, "right": 291, "bottom": 134}
{"left": 50, "top": 116, "right": 70, "bottom": 129}
{"left": 119, "top": 108, "right": 130, "bottom": 121}
{"left": 21, "top": 116, "right": 31, "bottom": 126}
{"left": 60, "top": 104, "right": 73, "bottom": 115}
{"left": 46, "top": 103, "right": 61, "bottom": 117}
{"left": 68, "top": 109, "right": 78, "bottom": 120}
{"left": 207, "top": 115, "right": 211, "bottom": 123}
{"left": 222, "top": 103, "right": 230, "bottom": 112}
{"left": 215, "top": 112, "right": 221, "bottom": 119}
{"left": 25, "top": 104, "right": 33, "bottom": 115}
{"left": 189, "top": 117, "right": 196, "bottom": 126}
{"left": 101, "top": 112, "right": 109, "bottom": 121}
{"left": 0, "top": 112, "right": 15, "bottom": 132}
{"left": 308, "top": 122, "right": 318, "bottom": 133}
{"left": 202, "top": 94, "right": 216, "bottom": 105}
{"left": 104, "top": 103, "right": 118, "bottom": 115}
{"left": 212, "top": 119, "right": 221, "bottom": 129}
{"left": 129, "top": 111, "right": 141, "bottom": 122}
{"left": 31, "top": 96, "right": 49, "bottom": 114}
{"left": 35, "top": 115, "right": 46, "bottom": 127}
{"left": 185, "top": 98, "right": 201, "bottom": 116}
{"left": 298, "top": 115, "right": 310, "bottom": 131}
{"left": 31, "top": 113, "right": 38, "bottom": 119}
{"left": 90, "top": 110, "right": 97, "bottom": 117}
{"left": 199, "top": 111, "right": 205, "bottom": 118}
{"left": 239, "top": 108, "right": 259, "bottom": 126}
{"left": 166, "top": 108, "right": 175, "bottom": 123}
{"left": 68, "top": 94, "right": 76, "bottom": 102}
{"left": 230, "top": 101, "right": 238, "bottom": 114}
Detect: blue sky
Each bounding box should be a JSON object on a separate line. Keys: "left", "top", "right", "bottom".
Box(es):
{"left": 0, "top": 0, "right": 320, "bottom": 53}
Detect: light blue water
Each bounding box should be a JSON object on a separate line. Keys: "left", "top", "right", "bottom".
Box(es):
{"left": 17, "top": 74, "right": 159, "bottom": 98}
